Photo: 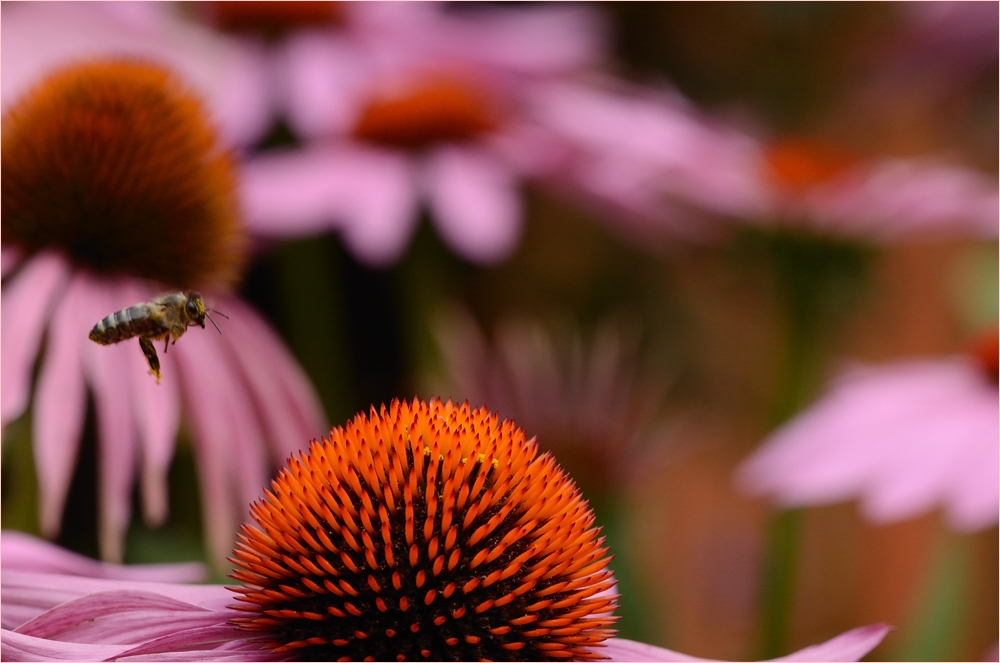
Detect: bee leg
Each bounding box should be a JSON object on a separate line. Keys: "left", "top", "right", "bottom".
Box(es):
{"left": 139, "top": 337, "right": 162, "bottom": 385}
{"left": 162, "top": 337, "right": 170, "bottom": 354}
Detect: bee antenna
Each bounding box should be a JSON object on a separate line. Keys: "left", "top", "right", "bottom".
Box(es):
{"left": 205, "top": 312, "right": 224, "bottom": 335}
{"left": 209, "top": 308, "right": 229, "bottom": 320}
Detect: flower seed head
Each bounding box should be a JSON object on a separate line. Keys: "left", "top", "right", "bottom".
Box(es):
{"left": 1, "top": 60, "right": 246, "bottom": 290}
{"left": 229, "top": 398, "right": 618, "bottom": 661}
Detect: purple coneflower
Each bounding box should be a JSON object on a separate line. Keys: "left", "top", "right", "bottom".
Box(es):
{"left": 2, "top": 399, "right": 890, "bottom": 662}
{"left": 1, "top": 59, "right": 325, "bottom": 567}
{"left": 241, "top": 1, "right": 607, "bottom": 266}
{"left": 749, "top": 137, "right": 998, "bottom": 241}
{"left": 737, "top": 331, "right": 998, "bottom": 532}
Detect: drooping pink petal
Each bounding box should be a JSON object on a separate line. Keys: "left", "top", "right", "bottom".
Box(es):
{"left": 124, "top": 286, "right": 182, "bottom": 527}
{"left": 213, "top": 295, "right": 326, "bottom": 465}
{"left": 738, "top": 358, "right": 999, "bottom": 531}
{"left": 1, "top": 531, "right": 206, "bottom": 583}
{"left": 32, "top": 270, "right": 93, "bottom": 537}
{"left": 601, "top": 624, "right": 890, "bottom": 661}
{"left": 173, "top": 330, "right": 269, "bottom": 569}
{"left": 115, "top": 624, "right": 278, "bottom": 661}
{"left": 422, "top": 145, "right": 523, "bottom": 264}
{"left": 81, "top": 280, "right": 142, "bottom": 563}
{"left": 1, "top": 251, "right": 71, "bottom": 429}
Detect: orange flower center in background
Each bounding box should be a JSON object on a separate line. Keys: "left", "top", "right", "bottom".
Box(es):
{"left": 764, "top": 138, "right": 859, "bottom": 193}
{"left": 1, "top": 60, "right": 246, "bottom": 290}
{"left": 969, "top": 330, "right": 999, "bottom": 384}
{"left": 205, "top": 1, "right": 344, "bottom": 34}
{"left": 228, "top": 398, "right": 618, "bottom": 661}
{"left": 352, "top": 78, "right": 499, "bottom": 151}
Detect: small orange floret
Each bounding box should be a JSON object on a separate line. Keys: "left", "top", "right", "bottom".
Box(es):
{"left": 352, "top": 78, "right": 498, "bottom": 150}
{"left": 1, "top": 60, "right": 245, "bottom": 290}
{"left": 765, "top": 137, "right": 859, "bottom": 193}
{"left": 229, "top": 398, "right": 618, "bottom": 661}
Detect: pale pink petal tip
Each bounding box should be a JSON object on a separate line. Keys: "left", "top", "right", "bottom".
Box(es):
{"left": 1, "top": 530, "right": 207, "bottom": 583}
{"left": 603, "top": 624, "right": 890, "bottom": 662}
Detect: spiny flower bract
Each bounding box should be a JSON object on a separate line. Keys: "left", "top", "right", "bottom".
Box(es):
{"left": 228, "top": 398, "right": 617, "bottom": 661}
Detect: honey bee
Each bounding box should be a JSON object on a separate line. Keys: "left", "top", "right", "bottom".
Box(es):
{"left": 88, "top": 291, "right": 227, "bottom": 383}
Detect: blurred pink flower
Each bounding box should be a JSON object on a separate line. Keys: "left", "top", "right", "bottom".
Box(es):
{"left": 0, "top": 1, "right": 273, "bottom": 148}
{"left": 748, "top": 138, "right": 999, "bottom": 241}
{"left": 737, "top": 338, "right": 999, "bottom": 532}
{"left": 0, "top": 534, "right": 890, "bottom": 662}
{"left": 242, "top": 2, "right": 608, "bottom": 266}
{"left": 1, "top": 255, "right": 326, "bottom": 567}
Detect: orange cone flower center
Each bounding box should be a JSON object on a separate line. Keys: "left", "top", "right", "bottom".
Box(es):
{"left": 1, "top": 60, "right": 246, "bottom": 290}
{"left": 352, "top": 78, "right": 498, "bottom": 151}
{"left": 228, "top": 398, "right": 618, "bottom": 661}
{"left": 764, "top": 138, "right": 859, "bottom": 193}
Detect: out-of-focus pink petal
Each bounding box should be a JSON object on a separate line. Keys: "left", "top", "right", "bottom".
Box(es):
{"left": 422, "top": 146, "right": 523, "bottom": 264}
{"left": 115, "top": 282, "right": 181, "bottom": 527}
{"left": 32, "top": 271, "right": 94, "bottom": 538}
{"left": 1, "top": 531, "right": 206, "bottom": 583}
{"left": 0, "top": 629, "right": 131, "bottom": 662}
{"left": 214, "top": 296, "right": 326, "bottom": 465}
{"left": 1, "top": 251, "right": 71, "bottom": 429}
{"left": 1, "top": 2, "right": 273, "bottom": 147}
{"left": 82, "top": 281, "right": 142, "bottom": 563}
{"left": 174, "top": 331, "right": 269, "bottom": 569}
{"left": 278, "top": 31, "right": 370, "bottom": 138}
{"left": 738, "top": 358, "right": 998, "bottom": 531}
{"left": 602, "top": 624, "right": 889, "bottom": 662}
{"left": 242, "top": 144, "right": 419, "bottom": 266}
{"left": 1, "top": 244, "right": 23, "bottom": 278}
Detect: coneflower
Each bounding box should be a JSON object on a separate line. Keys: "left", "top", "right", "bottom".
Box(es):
{"left": 1, "top": 59, "right": 324, "bottom": 567}
{"left": 1, "top": 401, "right": 890, "bottom": 662}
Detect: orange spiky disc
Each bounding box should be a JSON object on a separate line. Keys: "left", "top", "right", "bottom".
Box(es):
{"left": 228, "top": 398, "right": 618, "bottom": 662}
{"left": 1, "top": 60, "right": 245, "bottom": 291}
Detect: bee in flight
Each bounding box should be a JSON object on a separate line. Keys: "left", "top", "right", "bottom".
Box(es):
{"left": 88, "top": 291, "right": 227, "bottom": 383}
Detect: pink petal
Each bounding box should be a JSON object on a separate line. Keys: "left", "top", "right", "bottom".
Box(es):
{"left": 32, "top": 271, "right": 93, "bottom": 537}
{"left": 0, "top": 628, "right": 131, "bottom": 662}
{"left": 116, "top": 624, "right": 274, "bottom": 661}
{"left": 1, "top": 531, "right": 206, "bottom": 583}
{"left": 278, "top": 31, "right": 370, "bottom": 138}
{"left": 422, "top": 145, "right": 523, "bottom": 264}
{"left": 1, "top": 243, "right": 22, "bottom": 277}
{"left": 213, "top": 296, "right": 327, "bottom": 465}
{"left": 15, "top": 591, "right": 216, "bottom": 642}
{"left": 242, "top": 144, "right": 419, "bottom": 266}
{"left": 173, "top": 330, "right": 270, "bottom": 568}
{"left": 1, "top": 251, "right": 71, "bottom": 428}
{"left": 602, "top": 624, "right": 889, "bottom": 662}
{"left": 81, "top": 280, "right": 142, "bottom": 563}
{"left": 118, "top": 282, "right": 181, "bottom": 527}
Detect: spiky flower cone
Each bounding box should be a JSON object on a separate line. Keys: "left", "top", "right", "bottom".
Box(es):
{"left": 229, "top": 398, "right": 618, "bottom": 661}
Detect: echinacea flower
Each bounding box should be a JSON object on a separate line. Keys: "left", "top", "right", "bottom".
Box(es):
{"left": 429, "top": 308, "right": 669, "bottom": 499}
{"left": 240, "top": 2, "right": 610, "bottom": 266}
{"left": 736, "top": 331, "right": 999, "bottom": 532}
{"left": 1, "top": 1, "right": 272, "bottom": 149}
{"left": 1, "top": 59, "right": 325, "bottom": 567}
{"left": 1, "top": 399, "right": 891, "bottom": 661}
{"left": 749, "top": 137, "right": 998, "bottom": 241}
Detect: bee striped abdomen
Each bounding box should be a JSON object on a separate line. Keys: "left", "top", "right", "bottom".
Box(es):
{"left": 88, "top": 305, "right": 162, "bottom": 345}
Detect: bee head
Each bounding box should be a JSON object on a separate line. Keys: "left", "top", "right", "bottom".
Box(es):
{"left": 185, "top": 292, "right": 207, "bottom": 328}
